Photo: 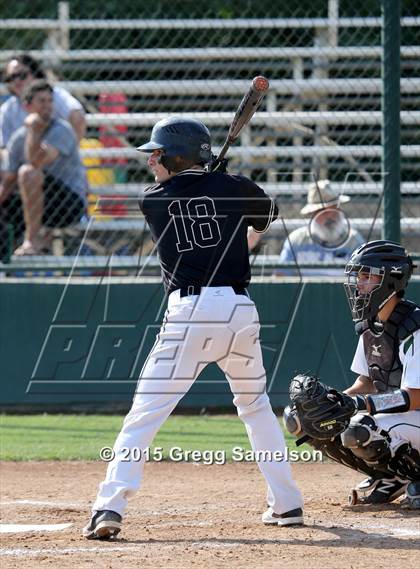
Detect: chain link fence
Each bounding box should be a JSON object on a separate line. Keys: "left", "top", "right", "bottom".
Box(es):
{"left": 0, "top": 0, "right": 419, "bottom": 273}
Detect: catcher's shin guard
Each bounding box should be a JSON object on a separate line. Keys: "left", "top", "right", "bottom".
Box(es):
{"left": 341, "top": 414, "right": 420, "bottom": 480}
{"left": 341, "top": 414, "right": 392, "bottom": 464}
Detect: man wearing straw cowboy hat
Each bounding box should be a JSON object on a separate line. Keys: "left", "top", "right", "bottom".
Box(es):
{"left": 277, "top": 180, "right": 364, "bottom": 275}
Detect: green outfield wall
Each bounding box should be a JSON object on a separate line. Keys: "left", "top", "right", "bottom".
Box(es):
{"left": 1, "top": 280, "right": 419, "bottom": 411}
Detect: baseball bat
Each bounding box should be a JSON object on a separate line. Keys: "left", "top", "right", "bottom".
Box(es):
{"left": 210, "top": 75, "right": 270, "bottom": 171}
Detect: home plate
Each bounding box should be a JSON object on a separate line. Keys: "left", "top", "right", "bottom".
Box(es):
{"left": 0, "top": 523, "right": 72, "bottom": 533}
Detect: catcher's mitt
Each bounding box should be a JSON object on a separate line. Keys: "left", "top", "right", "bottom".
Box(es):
{"left": 289, "top": 374, "right": 356, "bottom": 440}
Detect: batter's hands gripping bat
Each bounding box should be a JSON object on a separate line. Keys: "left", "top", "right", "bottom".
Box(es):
{"left": 209, "top": 76, "right": 270, "bottom": 172}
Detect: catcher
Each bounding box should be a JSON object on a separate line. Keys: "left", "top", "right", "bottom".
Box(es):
{"left": 284, "top": 240, "right": 420, "bottom": 507}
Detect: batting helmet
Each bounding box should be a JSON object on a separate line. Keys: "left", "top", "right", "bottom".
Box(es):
{"left": 136, "top": 117, "right": 212, "bottom": 172}
{"left": 343, "top": 240, "right": 414, "bottom": 322}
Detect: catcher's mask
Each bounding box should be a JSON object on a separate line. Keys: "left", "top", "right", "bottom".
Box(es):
{"left": 344, "top": 240, "right": 414, "bottom": 322}
{"left": 136, "top": 117, "right": 212, "bottom": 173}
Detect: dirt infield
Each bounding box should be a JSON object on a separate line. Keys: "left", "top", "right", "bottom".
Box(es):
{"left": 1, "top": 461, "right": 419, "bottom": 569}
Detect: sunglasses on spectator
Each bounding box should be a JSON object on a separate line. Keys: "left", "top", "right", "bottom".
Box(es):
{"left": 4, "top": 70, "right": 29, "bottom": 83}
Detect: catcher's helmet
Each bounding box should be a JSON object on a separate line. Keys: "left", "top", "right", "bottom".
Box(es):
{"left": 344, "top": 240, "right": 414, "bottom": 322}
{"left": 136, "top": 117, "right": 212, "bottom": 172}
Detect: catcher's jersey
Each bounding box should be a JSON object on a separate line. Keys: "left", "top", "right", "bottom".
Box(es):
{"left": 139, "top": 169, "right": 277, "bottom": 293}
{"left": 351, "top": 328, "right": 420, "bottom": 390}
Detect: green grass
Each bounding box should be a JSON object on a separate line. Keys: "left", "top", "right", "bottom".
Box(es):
{"left": 0, "top": 414, "right": 315, "bottom": 461}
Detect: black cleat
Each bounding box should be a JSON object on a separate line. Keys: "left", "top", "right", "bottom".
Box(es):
{"left": 349, "top": 476, "right": 407, "bottom": 505}
{"left": 82, "top": 510, "right": 122, "bottom": 540}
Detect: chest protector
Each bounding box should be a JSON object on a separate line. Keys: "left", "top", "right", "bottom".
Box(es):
{"left": 358, "top": 300, "right": 420, "bottom": 392}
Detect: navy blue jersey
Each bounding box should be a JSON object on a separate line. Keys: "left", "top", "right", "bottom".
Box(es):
{"left": 139, "top": 169, "right": 278, "bottom": 293}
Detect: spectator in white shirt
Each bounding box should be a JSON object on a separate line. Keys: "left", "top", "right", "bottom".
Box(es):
{"left": 0, "top": 53, "right": 86, "bottom": 148}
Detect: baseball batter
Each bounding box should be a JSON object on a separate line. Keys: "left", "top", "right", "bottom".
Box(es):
{"left": 83, "top": 117, "right": 303, "bottom": 539}
{"left": 285, "top": 241, "right": 420, "bottom": 507}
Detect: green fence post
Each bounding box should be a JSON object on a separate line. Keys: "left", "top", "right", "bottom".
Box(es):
{"left": 382, "top": 0, "right": 401, "bottom": 243}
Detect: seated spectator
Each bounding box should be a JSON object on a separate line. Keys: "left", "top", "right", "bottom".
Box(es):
{"left": 0, "top": 53, "right": 86, "bottom": 149}
{"left": 0, "top": 80, "right": 87, "bottom": 256}
{"left": 248, "top": 180, "right": 365, "bottom": 276}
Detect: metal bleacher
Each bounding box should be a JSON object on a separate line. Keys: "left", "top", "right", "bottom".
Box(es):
{"left": 0, "top": 11, "right": 419, "bottom": 271}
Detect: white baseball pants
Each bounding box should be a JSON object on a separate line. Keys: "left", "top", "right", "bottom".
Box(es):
{"left": 92, "top": 286, "right": 303, "bottom": 516}
{"left": 371, "top": 411, "right": 420, "bottom": 453}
